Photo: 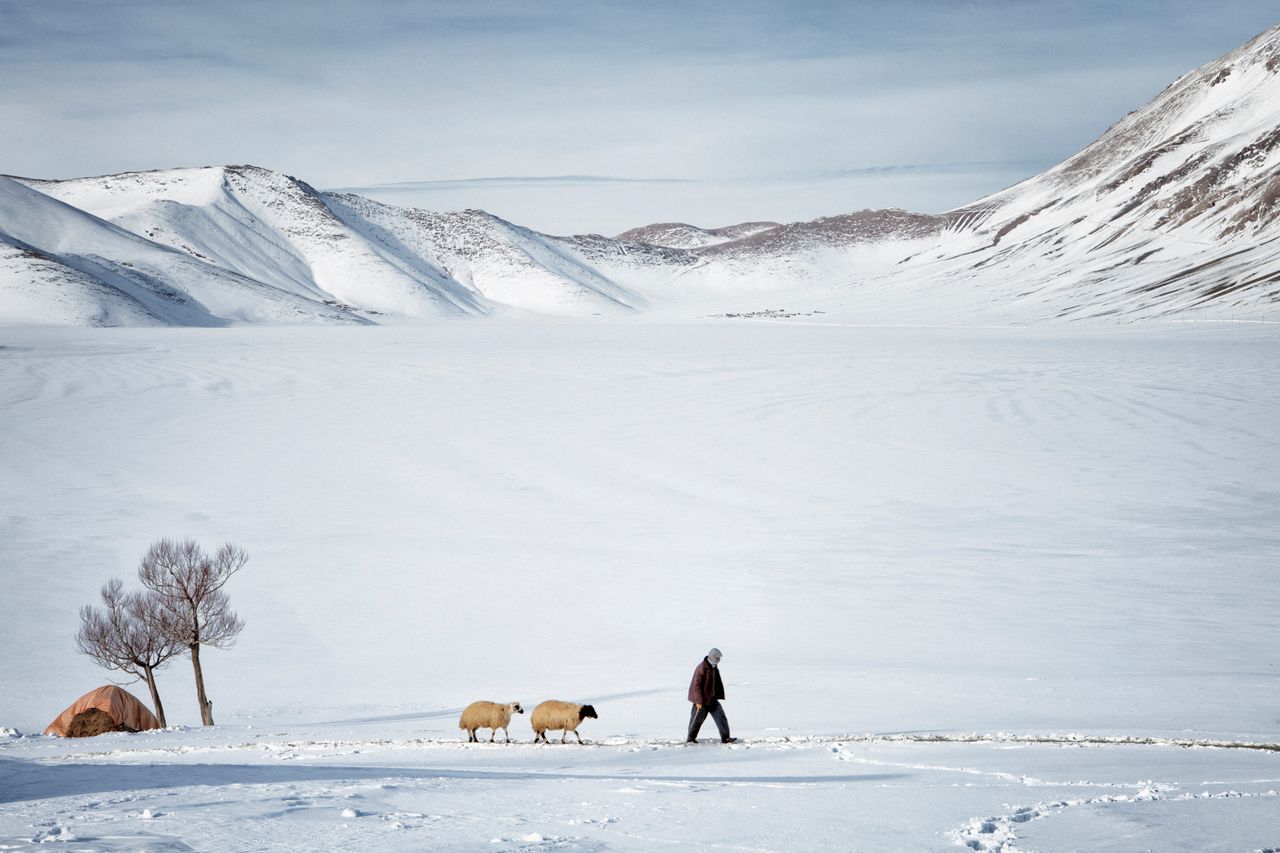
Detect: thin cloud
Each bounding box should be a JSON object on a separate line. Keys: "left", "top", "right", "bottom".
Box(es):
{"left": 334, "top": 175, "right": 699, "bottom": 193}
{"left": 4, "top": 1, "right": 1277, "bottom": 231}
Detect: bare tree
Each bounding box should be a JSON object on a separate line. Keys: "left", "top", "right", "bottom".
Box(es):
{"left": 76, "top": 578, "right": 183, "bottom": 727}
{"left": 138, "top": 538, "right": 247, "bottom": 726}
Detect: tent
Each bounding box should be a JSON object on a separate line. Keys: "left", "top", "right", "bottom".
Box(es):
{"left": 45, "top": 685, "right": 162, "bottom": 737}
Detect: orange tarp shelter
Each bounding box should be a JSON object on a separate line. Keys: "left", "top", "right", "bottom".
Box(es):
{"left": 45, "top": 685, "right": 161, "bottom": 736}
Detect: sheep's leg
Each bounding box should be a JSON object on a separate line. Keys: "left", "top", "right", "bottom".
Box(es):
{"left": 574, "top": 730, "right": 584, "bottom": 744}
{"left": 489, "top": 729, "right": 496, "bottom": 743}
{"left": 561, "top": 730, "right": 568, "bottom": 744}
{"left": 502, "top": 726, "right": 510, "bottom": 743}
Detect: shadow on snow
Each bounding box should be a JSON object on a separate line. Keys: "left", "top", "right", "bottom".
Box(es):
{"left": 0, "top": 757, "right": 908, "bottom": 805}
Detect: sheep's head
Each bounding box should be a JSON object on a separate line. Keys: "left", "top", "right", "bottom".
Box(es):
{"left": 510, "top": 703, "right": 524, "bottom": 714}
{"left": 579, "top": 704, "right": 598, "bottom": 721}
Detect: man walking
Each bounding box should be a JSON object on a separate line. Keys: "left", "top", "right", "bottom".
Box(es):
{"left": 687, "top": 647, "right": 737, "bottom": 744}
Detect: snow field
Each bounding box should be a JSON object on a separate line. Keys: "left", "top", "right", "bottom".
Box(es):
{"left": 1, "top": 322, "right": 1277, "bottom": 736}
{"left": 0, "top": 320, "right": 1277, "bottom": 849}
{"left": 1, "top": 729, "right": 1277, "bottom": 851}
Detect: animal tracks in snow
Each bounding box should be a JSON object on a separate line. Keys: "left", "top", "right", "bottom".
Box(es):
{"left": 951, "top": 785, "right": 1280, "bottom": 852}
{"left": 3, "top": 730, "right": 1278, "bottom": 850}
{"left": 821, "top": 740, "right": 1280, "bottom": 851}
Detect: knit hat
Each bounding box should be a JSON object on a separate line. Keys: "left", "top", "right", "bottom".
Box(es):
{"left": 707, "top": 648, "right": 722, "bottom": 665}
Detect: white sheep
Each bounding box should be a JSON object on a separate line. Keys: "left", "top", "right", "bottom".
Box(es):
{"left": 458, "top": 701, "right": 524, "bottom": 743}
{"left": 530, "top": 700, "right": 598, "bottom": 744}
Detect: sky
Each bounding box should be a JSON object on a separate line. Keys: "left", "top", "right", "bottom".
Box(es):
{"left": 2, "top": 1, "right": 1278, "bottom": 234}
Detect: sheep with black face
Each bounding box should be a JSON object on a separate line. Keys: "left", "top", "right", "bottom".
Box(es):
{"left": 530, "top": 700, "right": 598, "bottom": 744}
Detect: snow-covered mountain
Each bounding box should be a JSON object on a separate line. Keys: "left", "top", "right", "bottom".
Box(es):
{"left": 615, "top": 220, "right": 779, "bottom": 250}
{"left": 605, "top": 21, "right": 1280, "bottom": 322}
{"left": 7, "top": 166, "right": 640, "bottom": 324}
{"left": 894, "top": 22, "right": 1280, "bottom": 321}
{"left": 0, "top": 176, "right": 362, "bottom": 326}
{"left": 3, "top": 23, "right": 1279, "bottom": 326}
{"left": 322, "top": 191, "right": 639, "bottom": 315}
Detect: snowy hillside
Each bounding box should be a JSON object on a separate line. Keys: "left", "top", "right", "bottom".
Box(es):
{"left": 0, "top": 176, "right": 360, "bottom": 327}
{"left": 600, "top": 22, "right": 1280, "bottom": 322}
{"left": 7, "top": 166, "right": 641, "bottom": 326}
{"left": 20, "top": 166, "right": 483, "bottom": 320}
{"left": 322, "top": 193, "right": 639, "bottom": 315}
{"left": 615, "top": 220, "right": 780, "bottom": 249}
{"left": 3, "top": 24, "right": 1280, "bottom": 326}
{"left": 890, "top": 22, "right": 1280, "bottom": 321}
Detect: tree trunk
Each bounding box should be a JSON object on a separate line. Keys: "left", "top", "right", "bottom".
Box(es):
{"left": 142, "top": 664, "right": 167, "bottom": 728}
{"left": 190, "top": 643, "right": 215, "bottom": 725}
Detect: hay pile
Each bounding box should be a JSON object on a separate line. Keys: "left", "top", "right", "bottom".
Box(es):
{"left": 65, "top": 708, "right": 129, "bottom": 737}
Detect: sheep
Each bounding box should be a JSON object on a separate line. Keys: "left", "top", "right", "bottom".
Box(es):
{"left": 458, "top": 701, "right": 524, "bottom": 743}
{"left": 530, "top": 700, "right": 598, "bottom": 744}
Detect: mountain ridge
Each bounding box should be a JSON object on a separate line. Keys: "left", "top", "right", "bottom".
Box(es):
{"left": 3, "top": 22, "right": 1279, "bottom": 326}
